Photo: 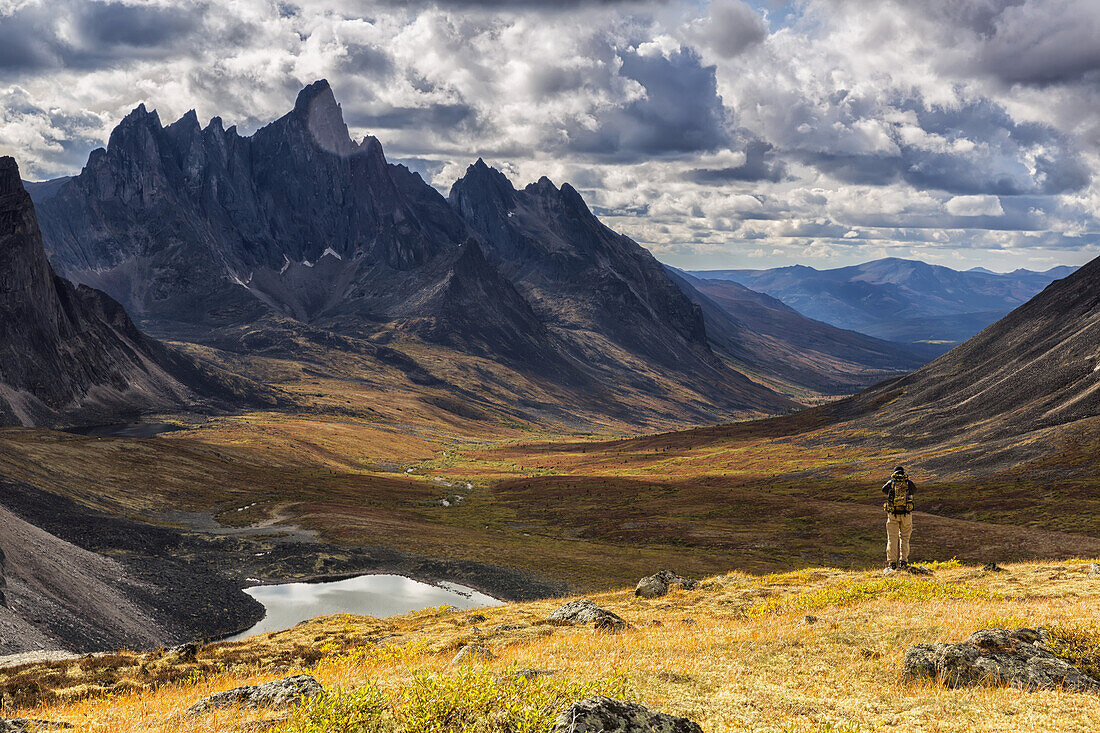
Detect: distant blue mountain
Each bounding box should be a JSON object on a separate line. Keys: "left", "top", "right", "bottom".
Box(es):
{"left": 688, "top": 258, "right": 1078, "bottom": 354}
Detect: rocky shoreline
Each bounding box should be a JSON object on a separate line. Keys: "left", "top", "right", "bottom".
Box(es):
{"left": 0, "top": 477, "right": 567, "bottom": 654}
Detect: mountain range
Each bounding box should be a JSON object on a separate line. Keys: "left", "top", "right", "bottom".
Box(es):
{"left": 691, "top": 258, "right": 1077, "bottom": 353}
{"left": 19, "top": 80, "right": 926, "bottom": 425}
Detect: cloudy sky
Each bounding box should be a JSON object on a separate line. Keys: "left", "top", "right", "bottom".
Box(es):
{"left": 1, "top": 0, "right": 1098, "bottom": 271}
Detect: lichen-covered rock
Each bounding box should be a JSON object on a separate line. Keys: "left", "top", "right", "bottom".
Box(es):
{"left": 634, "top": 570, "right": 697, "bottom": 599}
{"left": 903, "top": 628, "right": 1100, "bottom": 692}
{"left": 553, "top": 697, "right": 702, "bottom": 733}
{"left": 186, "top": 674, "right": 323, "bottom": 715}
{"left": 548, "top": 599, "right": 628, "bottom": 632}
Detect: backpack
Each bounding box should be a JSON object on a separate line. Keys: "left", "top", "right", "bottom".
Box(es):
{"left": 889, "top": 475, "right": 913, "bottom": 514}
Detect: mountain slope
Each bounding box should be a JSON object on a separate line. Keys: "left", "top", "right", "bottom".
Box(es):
{"left": 0, "top": 156, "right": 265, "bottom": 428}
{"left": 666, "top": 269, "right": 931, "bottom": 397}
{"left": 447, "top": 160, "right": 788, "bottom": 414}
{"left": 692, "top": 258, "right": 1076, "bottom": 351}
{"left": 846, "top": 253, "right": 1100, "bottom": 444}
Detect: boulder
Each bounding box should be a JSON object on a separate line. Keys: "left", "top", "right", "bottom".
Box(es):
{"left": 982, "top": 562, "right": 1005, "bottom": 572}
{"left": 553, "top": 697, "right": 703, "bottom": 733}
{"left": 186, "top": 674, "right": 323, "bottom": 715}
{"left": 904, "top": 564, "right": 933, "bottom": 576}
{"left": 634, "top": 570, "right": 697, "bottom": 599}
{"left": 548, "top": 599, "right": 628, "bottom": 632}
{"left": 1088, "top": 563, "right": 1100, "bottom": 577}
{"left": 167, "top": 641, "right": 200, "bottom": 661}
{"left": 903, "top": 628, "right": 1100, "bottom": 692}
{"left": 450, "top": 645, "right": 496, "bottom": 665}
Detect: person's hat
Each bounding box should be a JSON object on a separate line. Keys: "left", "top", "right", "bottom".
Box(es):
{"left": 894, "top": 465, "right": 905, "bottom": 474}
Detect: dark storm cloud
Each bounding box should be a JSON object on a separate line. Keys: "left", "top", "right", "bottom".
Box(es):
{"left": 686, "top": 140, "right": 787, "bottom": 183}
{"left": 570, "top": 47, "right": 730, "bottom": 158}
{"left": 0, "top": 1, "right": 209, "bottom": 74}
{"left": 77, "top": 2, "right": 201, "bottom": 48}
{"left": 914, "top": 0, "right": 1100, "bottom": 87}
{"left": 348, "top": 103, "right": 476, "bottom": 131}
{"left": 794, "top": 96, "right": 1089, "bottom": 196}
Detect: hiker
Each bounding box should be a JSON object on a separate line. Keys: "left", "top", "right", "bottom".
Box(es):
{"left": 882, "top": 465, "right": 914, "bottom": 571}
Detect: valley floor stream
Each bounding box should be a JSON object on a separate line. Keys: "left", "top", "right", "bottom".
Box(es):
{"left": 226, "top": 574, "right": 502, "bottom": 640}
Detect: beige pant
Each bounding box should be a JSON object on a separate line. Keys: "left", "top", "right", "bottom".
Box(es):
{"left": 886, "top": 512, "right": 913, "bottom": 564}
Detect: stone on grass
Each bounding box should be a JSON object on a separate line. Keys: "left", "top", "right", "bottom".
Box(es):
{"left": 187, "top": 674, "right": 323, "bottom": 715}
{"left": 1088, "top": 563, "right": 1100, "bottom": 577}
{"left": 547, "top": 599, "right": 628, "bottom": 632}
{"left": 634, "top": 570, "right": 697, "bottom": 599}
{"left": 982, "top": 562, "right": 1005, "bottom": 572}
{"left": 904, "top": 564, "right": 933, "bottom": 576}
{"left": 553, "top": 697, "right": 702, "bottom": 733}
{"left": 167, "top": 641, "right": 200, "bottom": 661}
{"left": 451, "top": 644, "right": 496, "bottom": 665}
{"left": 903, "top": 628, "right": 1100, "bottom": 692}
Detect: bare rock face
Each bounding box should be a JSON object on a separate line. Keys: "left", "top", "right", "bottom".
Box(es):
{"left": 634, "top": 570, "right": 697, "bottom": 599}
{"left": 903, "top": 628, "right": 1100, "bottom": 692}
{"left": 547, "top": 599, "right": 628, "bottom": 632}
{"left": 186, "top": 674, "right": 323, "bottom": 715}
{"left": 0, "top": 156, "right": 268, "bottom": 427}
{"left": 552, "top": 697, "right": 703, "bottom": 733}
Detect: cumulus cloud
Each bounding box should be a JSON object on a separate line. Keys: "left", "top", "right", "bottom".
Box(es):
{"left": 945, "top": 195, "right": 1005, "bottom": 217}
{"left": 0, "top": 0, "right": 1096, "bottom": 271}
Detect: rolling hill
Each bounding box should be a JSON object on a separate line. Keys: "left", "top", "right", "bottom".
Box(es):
{"left": 692, "top": 258, "right": 1076, "bottom": 352}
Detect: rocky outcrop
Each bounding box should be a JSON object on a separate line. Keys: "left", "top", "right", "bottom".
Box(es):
{"left": 547, "top": 599, "right": 628, "bottom": 632}
{"left": 552, "top": 697, "right": 702, "bottom": 733}
{"left": 186, "top": 674, "right": 323, "bottom": 715}
{"left": 903, "top": 628, "right": 1100, "bottom": 692}
{"left": 0, "top": 546, "right": 6, "bottom": 607}
{"left": 450, "top": 644, "right": 495, "bottom": 665}
{"left": 634, "top": 570, "right": 697, "bottom": 599}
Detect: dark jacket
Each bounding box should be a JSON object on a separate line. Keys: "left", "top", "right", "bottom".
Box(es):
{"left": 882, "top": 473, "right": 915, "bottom": 514}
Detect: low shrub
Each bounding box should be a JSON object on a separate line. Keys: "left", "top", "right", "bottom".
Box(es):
{"left": 284, "top": 667, "right": 634, "bottom": 733}
{"left": 1046, "top": 623, "right": 1100, "bottom": 679}
{"left": 747, "top": 577, "right": 996, "bottom": 618}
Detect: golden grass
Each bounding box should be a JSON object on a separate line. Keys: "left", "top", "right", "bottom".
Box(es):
{"left": 12, "top": 559, "right": 1100, "bottom": 732}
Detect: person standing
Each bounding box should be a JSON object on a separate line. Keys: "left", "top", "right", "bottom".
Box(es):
{"left": 882, "top": 465, "right": 914, "bottom": 572}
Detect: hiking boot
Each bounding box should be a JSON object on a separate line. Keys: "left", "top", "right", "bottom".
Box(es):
{"left": 898, "top": 560, "right": 909, "bottom": 570}
{"left": 888, "top": 562, "right": 897, "bottom": 571}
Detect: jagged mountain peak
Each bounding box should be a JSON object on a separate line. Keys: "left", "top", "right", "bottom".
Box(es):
{"left": 288, "top": 78, "right": 356, "bottom": 155}
{"left": 450, "top": 158, "right": 517, "bottom": 208}
{"left": 0, "top": 155, "right": 25, "bottom": 196}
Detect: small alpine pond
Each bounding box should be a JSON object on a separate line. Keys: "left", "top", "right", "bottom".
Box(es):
{"left": 227, "top": 574, "right": 501, "bottom": 640}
